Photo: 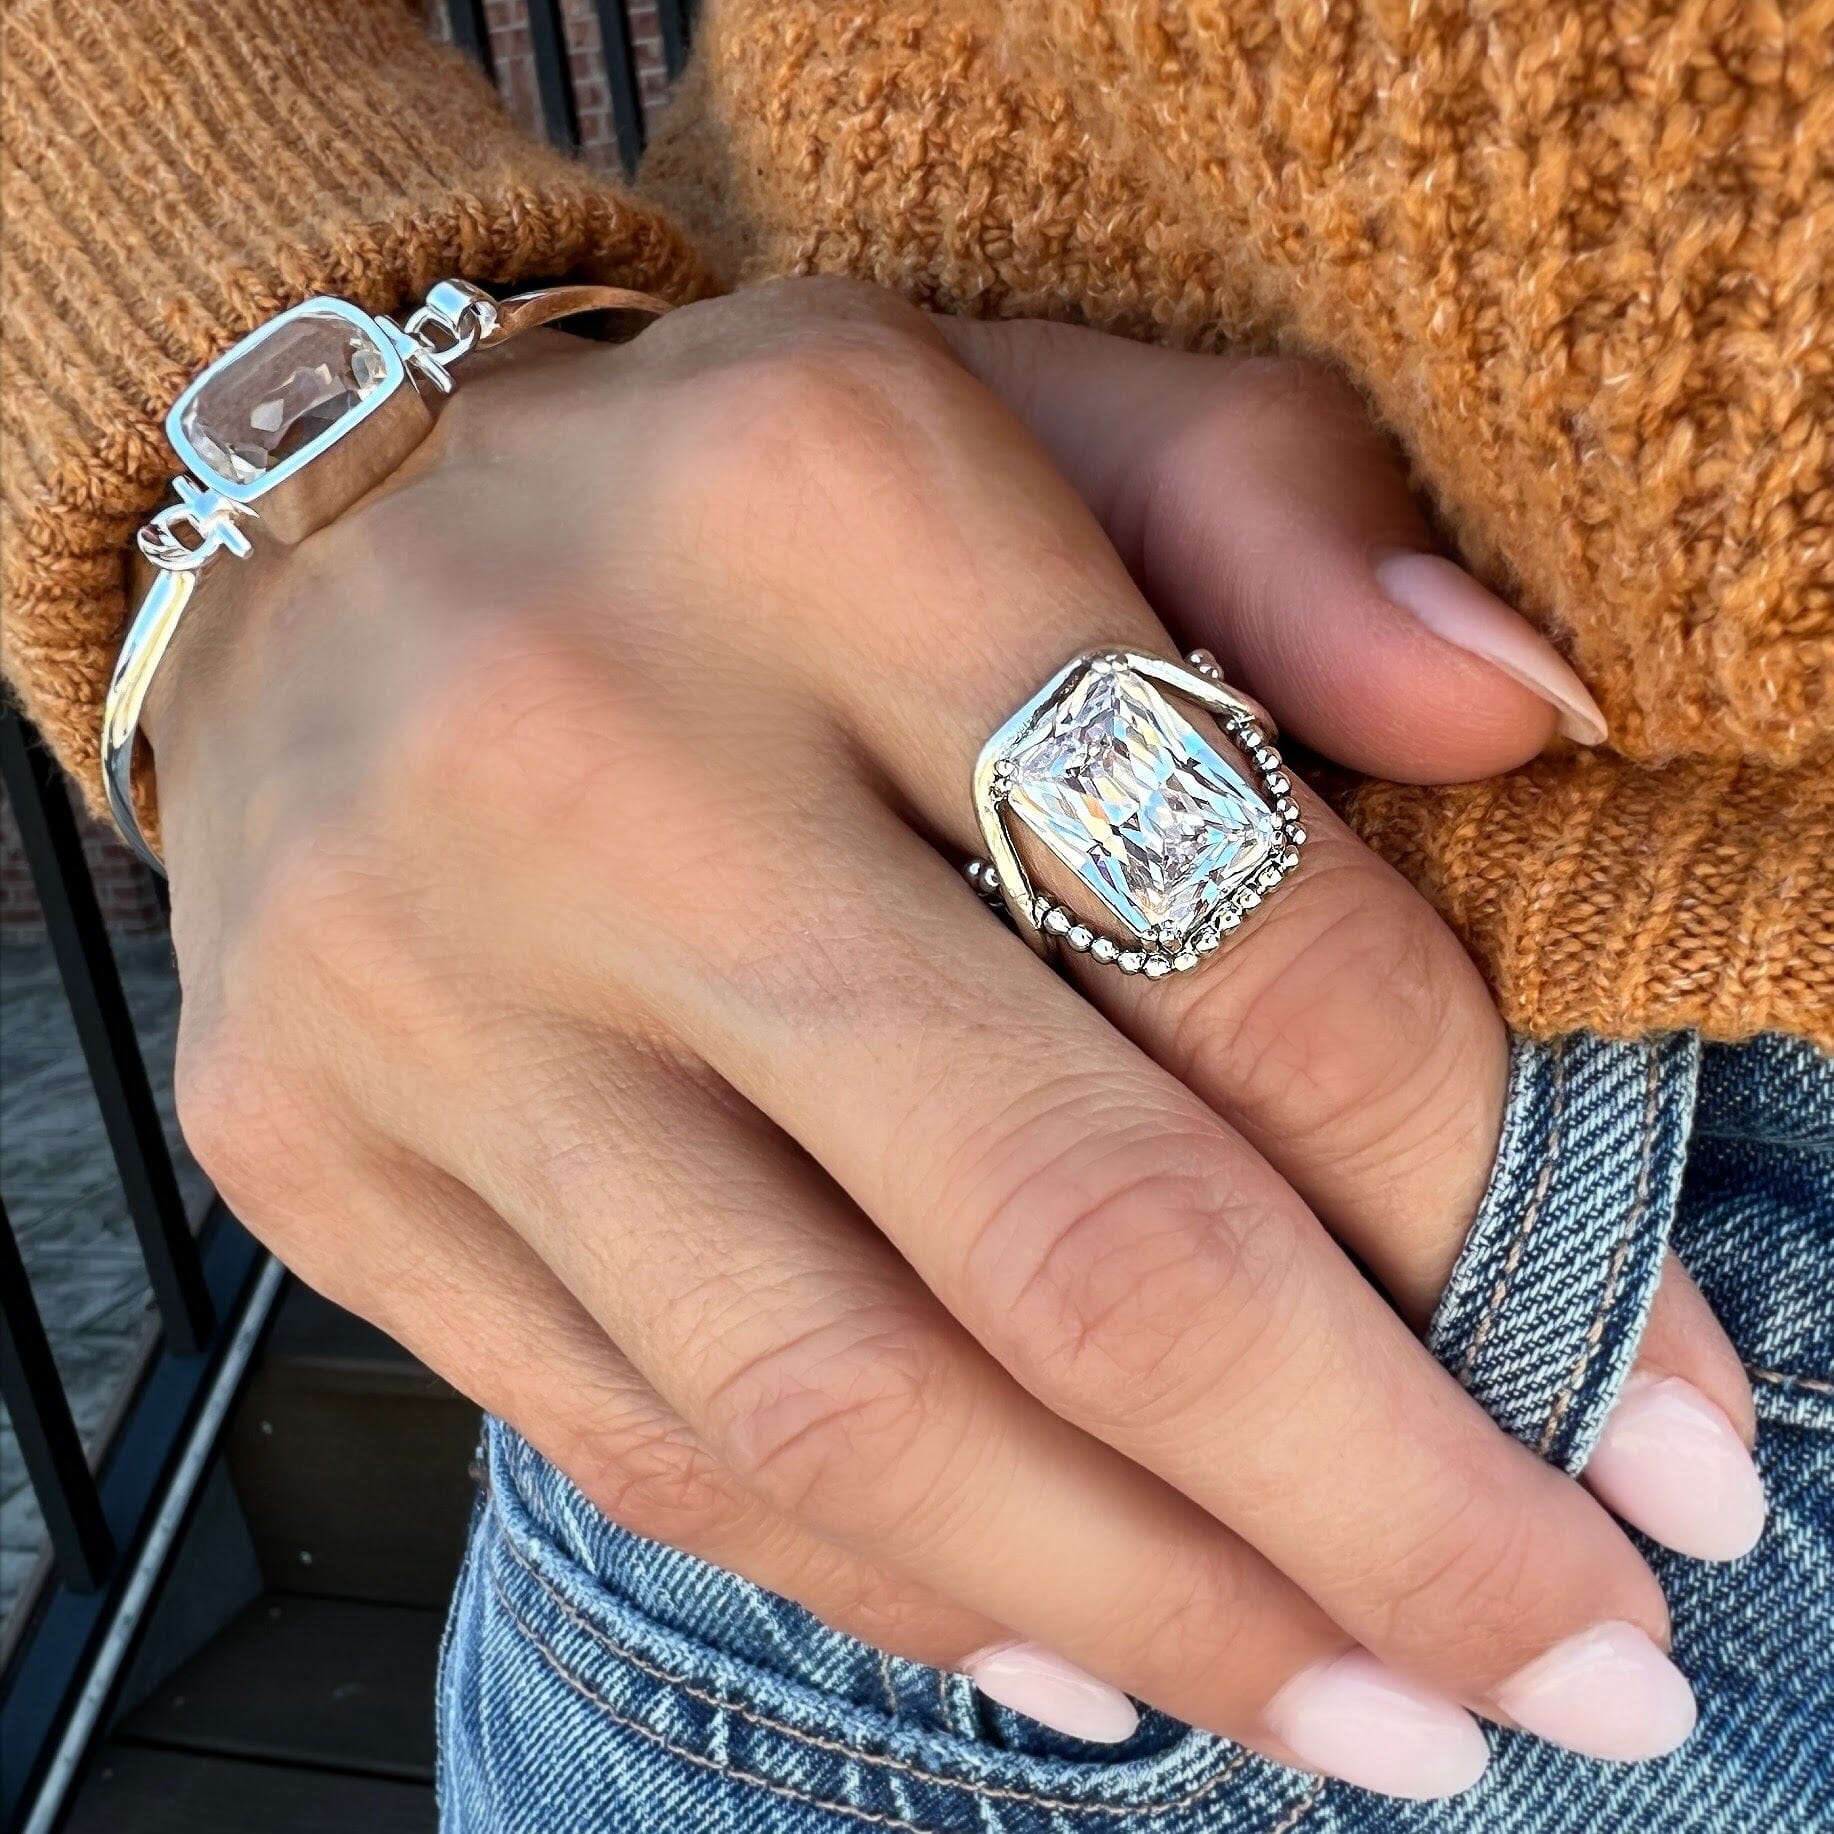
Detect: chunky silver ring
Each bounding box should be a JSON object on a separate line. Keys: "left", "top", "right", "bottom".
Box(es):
{"left": 966, "top": 648, "right": 1307, "bottom": 978}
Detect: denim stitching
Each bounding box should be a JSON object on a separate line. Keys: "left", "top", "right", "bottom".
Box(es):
{"left": 1750, "top": 1367, "right": 1834, "bottom": 1395}
{"left": 1459, "top": 1043, "right": 1569, "bottom": 1383}
{"left": 495, "top": 1553, "right": 1312, "bottom": 1834}
{"left": 488, "top": 1563, "right": 951, "bottom": 1834}
{"left": 1266, "top": 1783, "right": 1325, "bottom": 1833}
{"left": 1537, "top": 1051, "right": 1662, "bottom": 1455}
{"left": 490, "top": 1508, "right": 1264, "bottom": 1818}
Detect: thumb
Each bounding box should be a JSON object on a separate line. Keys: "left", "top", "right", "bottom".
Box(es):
{"left": 932, "top": 316, "right": 1605, "bottom": 782}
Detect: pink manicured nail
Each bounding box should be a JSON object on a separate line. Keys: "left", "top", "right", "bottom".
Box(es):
{"left": 1373, "top": 550, "right": 1608, "bottom": 745}
{"left": 1267, "top": 1650, "right": 1489, "bottom": 1799}
{"left": 964, "top": 1643, "right": 1138, "bottom": 1744}
{"left": 1497, "top": 1623, "right": 1697, "bottom": 1760}
{"left": 1586, "top": 1373, "right": 1768, "bottom": 1561}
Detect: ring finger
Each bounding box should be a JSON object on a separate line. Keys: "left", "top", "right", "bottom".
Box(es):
{"left": 356, "top": 1014, "right": 1494, "bottom": 1792}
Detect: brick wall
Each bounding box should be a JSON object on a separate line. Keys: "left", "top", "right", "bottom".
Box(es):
{"left": 426, "top": 1, "right": 672, "bottom": 169}
{"left": 0, "top": 781, "right": 167, "bottom": 937}
{"left": 3, "top": 3, "right": 674, "bottom": 940}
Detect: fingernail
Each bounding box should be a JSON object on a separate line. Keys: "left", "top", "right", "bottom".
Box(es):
{"left": 964, "top": 1642, "right": 1139, "bottom": 1744}
{"left": 1497, "top": 1622, "right": 1697, "bottom": 1760}
{"left": 1266, "top": 1649, "right": 1489, "bottom": 1799}
{"left": 1585, "top": 1373, "right": 1767, "bottom": 1561}
{"left": 1373, "top": 550, "right": 1608, "bottom": 745}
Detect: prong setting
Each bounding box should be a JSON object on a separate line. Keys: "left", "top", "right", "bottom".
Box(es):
{"left": 967, "top": 647, "right": 1307, "bottom": 980}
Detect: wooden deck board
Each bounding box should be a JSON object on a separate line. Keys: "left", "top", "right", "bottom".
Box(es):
{"left": 66, "top": 1745, "right": 435, "bottom": 1834}
{"left": 229, "top": 1345, "right": 478, "bottom": 1610}
{"left": 58, "top": 1284, "right": 476, "bottom": 1832}
{"left": 117, "top": 1592, "right": 444, "bottom": 1781}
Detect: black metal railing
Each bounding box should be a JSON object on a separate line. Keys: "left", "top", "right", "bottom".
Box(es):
{"left": 0, "top": 8, "right": 686, "bottom": 1825}
{"left": 454, "top": 0, "right": 697, "bottom": 176}
{"left": 0, "top": 711, "right": 273, "bottom": 1834}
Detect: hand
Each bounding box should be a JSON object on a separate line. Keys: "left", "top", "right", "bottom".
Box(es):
{"left": 149, "top": 279, "right": 1756, "bottom": 1798}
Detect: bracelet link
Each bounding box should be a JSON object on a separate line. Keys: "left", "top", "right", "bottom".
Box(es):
{"left": 387, "top": 279, "right": 502, "bottom": 393}
{"left": 135, "top": 476, "right": 254, "bottom": 572}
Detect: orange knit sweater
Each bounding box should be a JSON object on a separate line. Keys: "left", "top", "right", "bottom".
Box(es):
{"left": 3, "top": 0, "right": 1829, "bottom": 1047}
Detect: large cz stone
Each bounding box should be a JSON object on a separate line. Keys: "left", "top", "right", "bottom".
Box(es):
{"left": 1004, "top": 664, "right": 1281, "bottom": 944}
{"left": 182, "top": 309, "right": 391, "bottom": 487}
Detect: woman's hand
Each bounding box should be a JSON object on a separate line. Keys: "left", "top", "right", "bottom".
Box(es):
{"left": 148, "top": 279, "right": 1758, "bottom": 1798}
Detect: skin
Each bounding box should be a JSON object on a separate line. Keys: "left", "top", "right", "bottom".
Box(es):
{"left": 145, "top": 278, "right": 1751, "bottom": 1774}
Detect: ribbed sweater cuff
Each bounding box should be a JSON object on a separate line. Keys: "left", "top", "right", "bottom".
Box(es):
{"left": 1350, "top": 752, "right": 1834, "bottom": 1053}
{"left": 1, "top": 0, "right": 713, "bottom": 803}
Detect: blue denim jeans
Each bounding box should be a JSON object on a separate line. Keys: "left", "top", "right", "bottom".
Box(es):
{"left": 437, "top": 1032, "right": 1834, "bottom": 1831}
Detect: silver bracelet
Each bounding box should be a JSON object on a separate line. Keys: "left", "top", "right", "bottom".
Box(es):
{"left": 101, "top": 278, "right": 672, "bottom": 871}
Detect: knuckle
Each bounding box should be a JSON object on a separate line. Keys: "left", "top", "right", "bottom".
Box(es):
{"left": 961, "top": 1089, "right": 1300, "bottom": 1429}
{"left": 173, "top": 1031, "right": 363, "bottom": 1308}
{"left": 704, "top": 1307, "right": 956, "bottom": 1529}
{"left": 689, "top": 323, "right": 963, "bottom": 523}
{"left": 174, "top": 1025, "right": 318, "bottom": 1221}
{"left": 566, "top": 1413, "right": 737, "bottom": 1548}
{"left": 1361, "top": 1488, "right": 1542, "bottom": 1663}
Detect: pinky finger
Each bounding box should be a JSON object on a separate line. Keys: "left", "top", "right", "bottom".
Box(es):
{"left": 282, "top": 1152, "right": 1082, "bottom": 1720}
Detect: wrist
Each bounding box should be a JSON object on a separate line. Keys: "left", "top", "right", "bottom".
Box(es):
{"left": 108, "top": 293, "right": 663, "bottom": 876}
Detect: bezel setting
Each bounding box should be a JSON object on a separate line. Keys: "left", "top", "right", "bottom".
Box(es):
{"left": 156, "top": 296, "right": 434, "bottom": 550}
{"left": 166, "top": 296, "right": 411, "bottom": 505}
{"left": 970, "top": 649, "right": 1306, "bottom": 976}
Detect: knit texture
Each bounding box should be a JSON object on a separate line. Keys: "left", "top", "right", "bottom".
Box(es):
{"left": 3, "top": 0, "right": 1830, "bottom": 1047}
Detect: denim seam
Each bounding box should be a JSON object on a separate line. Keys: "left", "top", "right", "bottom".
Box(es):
{"left": 1268, "top": 1786, "right": 1325, "bottom": 1834}
{"left": 1459, "top": 1042, "right": 1569, "bottom": 1383}
{"left": 490, "top": 1511, "right": 1271, "bottom": 1819}
{"left": 493, "top": 1556, "right": 1325, "bottom": 1834}
{"left": 1749, "top": 1367, "right": 1834, "bottom": 1395}
{"left": 1537, "top": 1049, "right": 1662, "bottom": 1455}
{"left": 487, "top": 1560, "right": 959, "bottom": 1834}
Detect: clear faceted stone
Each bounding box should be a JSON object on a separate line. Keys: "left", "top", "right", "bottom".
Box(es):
{"left": 184, "top": 311, "right": 390, "bottom": 485}
{"left": 1004, "top": 665, "right": 1281, "bottom": 944}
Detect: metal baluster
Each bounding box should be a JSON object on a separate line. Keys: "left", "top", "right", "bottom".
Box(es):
{"left": 526, "top": 0, "right": 582, "bottom": 149}
{"left": 0, "top": 711, "right": 211, "bottom": 1355}
{"left": 0, "top": 1202, "right": 115, "bottom": 1593}
{"left": 445, "top": 0, "right": 497, "bottom": 79}
{"left": 592, "top": 0, "right": 648, "bottom": 174}
{"left": 655, "top": 0, "right": 693, "bottom": 82}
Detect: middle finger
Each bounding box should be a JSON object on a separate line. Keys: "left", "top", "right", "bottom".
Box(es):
{"left": 372, "top": 1010, "right": 1439, "bottom": 1772}
{"left": 610, "top": 770, "right": 1686, "bottom": 1760}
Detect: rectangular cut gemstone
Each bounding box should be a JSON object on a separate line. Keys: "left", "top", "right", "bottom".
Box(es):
{"left": 1004, "top": 665, "right": 1282, "bottom": 943}
{"left": 181, "top": 309, "right": 392, "bottom": 487}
